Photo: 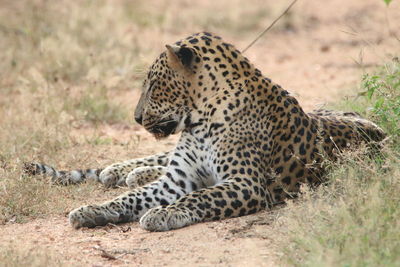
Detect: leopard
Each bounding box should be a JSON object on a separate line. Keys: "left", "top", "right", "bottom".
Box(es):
{"left": 24, "top": 32, "right": 385, "bottom": 231}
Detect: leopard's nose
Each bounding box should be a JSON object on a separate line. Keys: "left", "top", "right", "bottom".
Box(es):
{"left": 135, "top": 114, "right": 143, "bottom": 125}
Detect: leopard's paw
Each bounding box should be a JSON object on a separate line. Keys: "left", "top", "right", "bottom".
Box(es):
{"left": 126, "top": 166, "right": 166, "bottom": 188}
{"left": 99, "top": 166, "right": 126, "bottom": 188}
{"left": 139, "top": 206, "right": 198, "bottom": 232}
{"left": 68, "top": 205, "right": 120, "bottom": 229}
{"left": 126, "top": 167, "right": 150, "bottom": 188}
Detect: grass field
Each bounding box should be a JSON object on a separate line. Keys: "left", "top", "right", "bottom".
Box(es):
{"left": 0, "top": 0, "right": 399, "bottom": 266}
{"left": 273, "top": 61, "right": 400, "bottom": 266}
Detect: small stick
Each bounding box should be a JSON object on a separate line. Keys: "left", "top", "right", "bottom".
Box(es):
{"left": 100, "top": 249, "right": 118, "bottom": 260}
{"left": 241, "top": 0, "right": 298, "bottom": 53}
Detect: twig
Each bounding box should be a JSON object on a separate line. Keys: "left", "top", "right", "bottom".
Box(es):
{"left": 241, "top": 0, "right": 298, "bottom": 53}
{"left": 98, "top": 248, "right": 118, "bottom": 260}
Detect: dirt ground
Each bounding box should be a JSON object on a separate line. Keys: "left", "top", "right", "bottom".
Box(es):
{"left": 1, "top": 0, "right": 399, "bottom": 266}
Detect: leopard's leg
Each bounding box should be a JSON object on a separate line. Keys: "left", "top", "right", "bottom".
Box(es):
{"left": 69, "top": 172, "right": 198, "bottom": 229}
{"left": 138, "top": 142, "right": 271, "bottom": 231}
{"left": 140, "top": 173, "right": 271, "bottom": 231}
{"left": 126, "top": 166, "right": 167, "bottom": 188}
{"left": 68, "top": 143, "right": 204, "bottom": 228}
{"left": 99, "top": 152, "right": 170, "bottom": 187}
{"left": 68, "top": 137, "right": 269, "bottom": 230}
{"left": 137, "top": 139, "right": 276, "bottom": 232}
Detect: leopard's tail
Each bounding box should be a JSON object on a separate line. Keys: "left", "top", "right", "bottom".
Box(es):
{"left": 310, "top": 109, "right": 387, "bottom": 143}
{"left": 23, "top": 162, "right": 103, "bottom": 185}
{"left": 352, "top": 118, "right": 387, "bottom": 143}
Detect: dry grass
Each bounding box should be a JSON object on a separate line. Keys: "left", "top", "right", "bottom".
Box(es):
{"left": 274, "top": 149, "right": 400, "bottom": 266}
{"left": 272, "top": 62, "right": 400, "bottom": 266}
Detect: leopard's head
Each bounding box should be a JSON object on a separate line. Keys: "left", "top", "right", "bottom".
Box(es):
{"left": 134, "top": 32, "right": 249, "bottom": 139}
{"left": 134, "top": 44, "right": 200, "bottom": 139}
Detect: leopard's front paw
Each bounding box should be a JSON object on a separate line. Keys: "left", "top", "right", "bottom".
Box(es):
{"left": 68, "top": 205, "right": 120, "bottom": 229}
{"left": 126, "top": 167, "right": 152, "bottom": 188}
{"left": 99, "top": 167, "right": 126, "bottom": 188}
{"left": 126, "top": 169, "right": 143, "bottom": 188}
{"left": 126, "top": 166, "right": 166, "bottom": 188}
{"left": 139, "top": 206, "right": 199, "bottom": 232}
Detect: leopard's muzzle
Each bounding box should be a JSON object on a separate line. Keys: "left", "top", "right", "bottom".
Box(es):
{"left": 146, "top": 119, "right": 179, "bottom": 139}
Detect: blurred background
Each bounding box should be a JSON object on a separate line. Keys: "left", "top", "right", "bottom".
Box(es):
{"left": 1, "top": 0, "right": 399, "bottom": 111}
{"left": 1, "top": 0, "right": 398, "bottom": 150}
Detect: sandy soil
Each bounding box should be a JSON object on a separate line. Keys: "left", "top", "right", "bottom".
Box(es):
{"left": 1, "top": 0, "right": 399, "bottom": 266}
{"left": 0, "top": 211, "right": 282, "bottom": 266}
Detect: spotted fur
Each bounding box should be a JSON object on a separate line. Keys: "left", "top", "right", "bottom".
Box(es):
{"left": 23, "top": 152, "right": 170, "bottom": 187}
{"left": 25, "top": 32, "right": 385, "bottom": 231}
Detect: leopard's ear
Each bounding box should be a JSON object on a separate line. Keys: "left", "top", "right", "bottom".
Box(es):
{"left": 166, "top": 44, "right": 195, "bottom": 73}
